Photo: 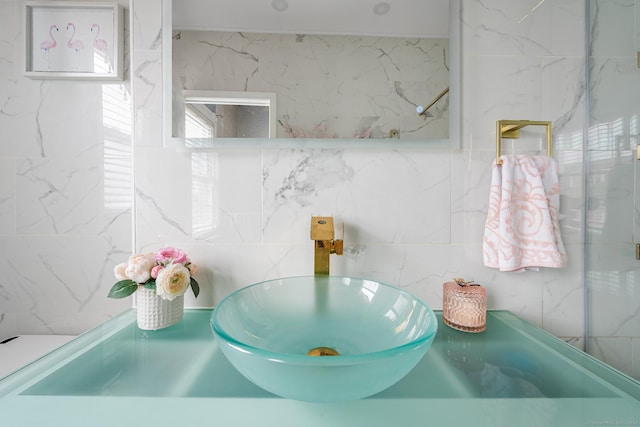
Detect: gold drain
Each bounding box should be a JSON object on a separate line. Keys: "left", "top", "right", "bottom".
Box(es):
{"left": 307, "top": 346, "right": 340, "bottom": 356}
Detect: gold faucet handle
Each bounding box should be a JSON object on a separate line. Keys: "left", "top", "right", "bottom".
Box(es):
{"left": 332, "top": 240, "right": 343, "bottom": 255}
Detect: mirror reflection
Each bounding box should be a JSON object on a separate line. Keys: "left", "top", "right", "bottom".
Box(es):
{"left": 173, "top": 31, "right": 449, "bottom": 140}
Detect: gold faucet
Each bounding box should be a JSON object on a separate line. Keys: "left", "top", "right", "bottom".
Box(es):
{"left": 310, "top": 216, "right": 343, "bottom": 275}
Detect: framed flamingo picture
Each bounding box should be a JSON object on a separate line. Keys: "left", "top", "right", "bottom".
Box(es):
{"left": 24, "top": 2, "right": 124, "bottom": 80}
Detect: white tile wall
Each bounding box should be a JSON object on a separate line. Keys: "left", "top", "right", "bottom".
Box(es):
{"left": 0, "top": 0, "right": 132, "bottom": 336}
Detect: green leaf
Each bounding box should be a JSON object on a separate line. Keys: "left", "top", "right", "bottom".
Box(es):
{"left": 107, "top": 280, "right": 138, "bottom": 299}
{"left": 143, "top": 279, "right": 156, "bottom": 290}
{"left": 190, "top": 277, "right": 200, "bottom": 298}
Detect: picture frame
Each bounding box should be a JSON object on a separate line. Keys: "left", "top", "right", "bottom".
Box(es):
{"left": 24, "top": 1, "right": 124, "bottom": 81}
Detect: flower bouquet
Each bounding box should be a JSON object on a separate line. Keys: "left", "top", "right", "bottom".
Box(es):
{"left": 108, "top": 247, "right": 200, "bottom": 330}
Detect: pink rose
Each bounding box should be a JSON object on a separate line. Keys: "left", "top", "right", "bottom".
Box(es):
{"left": 124, "top": 254, "right": 155, "bottom": 284}
{"left": 151, "top": 265, "right": 164, "bottom": 279}
{"left": 154, "top": 247, "right": 187, "bottom": 264}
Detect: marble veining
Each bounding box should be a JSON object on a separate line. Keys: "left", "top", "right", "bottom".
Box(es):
{"left": 265, "top": 149, "right": 355, "bottom": 209}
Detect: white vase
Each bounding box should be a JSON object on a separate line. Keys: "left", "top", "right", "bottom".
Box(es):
{"left": 135, "top": 287, "right": 184, "bottom": 330}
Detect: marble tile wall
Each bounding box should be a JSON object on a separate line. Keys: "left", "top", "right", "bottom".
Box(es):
{"left": 0, "top": 0, "right": 132, "bottom": 336}
{"left": 0, "top": 0, "right": 638, "bottom": 382}
{"left": 452, "top": 0, "right": 587, "bottom": 341}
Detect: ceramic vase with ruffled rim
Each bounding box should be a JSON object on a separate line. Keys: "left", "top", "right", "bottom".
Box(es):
{"left": 135, "top": 287, "right": 184, "bottom": 330}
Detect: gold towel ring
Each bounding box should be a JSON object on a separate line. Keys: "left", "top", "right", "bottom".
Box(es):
{"left": 496, "top": 120, "right": 552, "bottom": 165}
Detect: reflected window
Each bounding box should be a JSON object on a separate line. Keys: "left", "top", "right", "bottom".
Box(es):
{"left": 102, "top": 84, "right": 131, "bottom": 210}
{"left": 185, "top": 105, "right": 213, "bottom": 139}
{"left": 182, "top": 91, "right": 276, "bottom": 139}
{"left": 191, "top": 152, "right": 218, "bottom": 238}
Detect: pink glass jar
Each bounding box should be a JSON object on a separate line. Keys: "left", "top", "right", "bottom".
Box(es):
{"left": 442, "top": 281, "right": 486, "bottom": 333}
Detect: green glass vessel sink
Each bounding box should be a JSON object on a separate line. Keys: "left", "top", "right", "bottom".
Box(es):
{"left": 210, "top": 276, "right": 438, "bottom": 402}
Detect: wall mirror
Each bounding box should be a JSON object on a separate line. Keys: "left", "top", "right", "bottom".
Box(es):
{"left": 164, "top": 0, "right": 460, "bottom": 147}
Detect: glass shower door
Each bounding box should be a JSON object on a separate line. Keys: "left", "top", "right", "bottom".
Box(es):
{"left": 586, "top": 0, "right": 640, "bottom": 381}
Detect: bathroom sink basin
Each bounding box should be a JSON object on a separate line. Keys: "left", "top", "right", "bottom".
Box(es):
{"left": 210, "top": 276, "right": 438, "bottom": 402}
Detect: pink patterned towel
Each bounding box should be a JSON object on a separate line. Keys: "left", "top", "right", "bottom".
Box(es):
{"left": 483, "top": 155, "right": 567, "bottom": 272}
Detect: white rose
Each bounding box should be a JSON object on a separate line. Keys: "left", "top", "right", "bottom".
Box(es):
{"left": 125, "top": 254, "right": 155, "bottom": 284}
{"left": 114, "top": 262, "right": 128, "bottom": 281}
{"left": 155, "top": 263, "right": 190, "bottom": 301}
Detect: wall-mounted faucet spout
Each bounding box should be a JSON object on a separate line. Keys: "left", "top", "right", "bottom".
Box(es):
{"left": 310, "top": 216, "right": 343, "bottom": 275}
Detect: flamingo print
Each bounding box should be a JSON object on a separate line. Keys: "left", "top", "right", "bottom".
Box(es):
{"left": 40, "top": 24, "right": 58, "bottom": 68}
{"left": 66, "top": 22, "right": 84, "bottom": 69}
{"left": 90, "top": 24, "right": 108, "bottom": 53}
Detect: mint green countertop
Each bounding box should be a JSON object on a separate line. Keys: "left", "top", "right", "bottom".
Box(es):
{"left": 1, "top": 310, "right": 639, "bottom": 426}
